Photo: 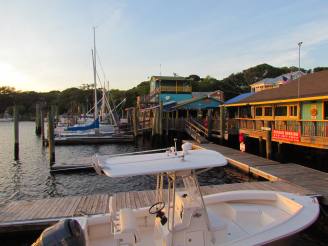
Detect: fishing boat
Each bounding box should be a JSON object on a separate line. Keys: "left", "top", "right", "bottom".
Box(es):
{"left": 33, "top": 143, "right": 319, "bottom": 246}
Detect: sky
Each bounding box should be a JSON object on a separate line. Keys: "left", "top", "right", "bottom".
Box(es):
{"left": 0, "top": 0, "right": 327, "bottom": 92}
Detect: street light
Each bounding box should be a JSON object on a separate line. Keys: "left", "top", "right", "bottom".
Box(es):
{"left": 298, "top": 42, "right": 303, "bottom": 98}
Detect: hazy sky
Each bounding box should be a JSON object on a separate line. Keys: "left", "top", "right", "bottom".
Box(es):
{"left": 0, "top": 0, "right": 327, "bottom": 92}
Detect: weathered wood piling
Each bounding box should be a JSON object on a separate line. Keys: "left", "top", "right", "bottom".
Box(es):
{"left": 47, "top": 107, "right": 55, "bottom": 165}
{"left": 35, "top": 103, "right": 41, "bottom": 135}
{"left": 13, "top": 105, "right": 19, "bottom": 160}
{"left": 219, "top": 105, "right": 225, "bottom": 143}
{"left": 40, "top": 110, "right": 46, "bottom": 146}
{"left": 265, "top": 122, "right": 272, "bottom": 159}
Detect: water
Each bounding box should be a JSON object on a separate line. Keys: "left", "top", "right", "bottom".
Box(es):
{"left": 0, "top": 121, "right": 252, "bottom": 203}
{"left": 0, "top": 122, "right": 326, "bottom": 245}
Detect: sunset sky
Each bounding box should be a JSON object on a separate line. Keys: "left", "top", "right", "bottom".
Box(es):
{"left": 0, "top": 0, "right": 328, "bottom": 92}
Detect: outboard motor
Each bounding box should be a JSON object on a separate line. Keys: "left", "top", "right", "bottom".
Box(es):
{"left": 32, "top": 219, "right": 85, "bottom": 246}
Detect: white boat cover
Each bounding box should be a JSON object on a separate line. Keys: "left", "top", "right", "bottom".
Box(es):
{"left": 95, "top": 149, "right": 227, "bottom": 177}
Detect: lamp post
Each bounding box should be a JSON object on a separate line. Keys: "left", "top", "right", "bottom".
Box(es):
{"left": 297, "top": 41, "right": 303, "bottom": 98}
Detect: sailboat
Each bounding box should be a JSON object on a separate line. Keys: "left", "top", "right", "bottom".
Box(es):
{"left": 33, "top": 142, "right": 319, "bottom": 245}
{"left": 54, "top": 28, "right": 133, "bottom": 143}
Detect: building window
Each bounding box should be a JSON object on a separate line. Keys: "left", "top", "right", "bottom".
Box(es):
{"left": 275, "top": 106, "right": 288, "bottom": 116}
{"left": 264, "top": 107, "right": 272, "bottom": 116}
{"left": 324, "top": 101, "right": 328, "bottom": 120}
{"left": 255, "top": 107, "right": 263, "bottom": 116}
{"left": 289, "top": 105, "right": 298, "bottom": 117}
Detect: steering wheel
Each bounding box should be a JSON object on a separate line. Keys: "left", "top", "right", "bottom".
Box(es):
{"left": 149, "top": 201, "right": 165, "bottom": 215}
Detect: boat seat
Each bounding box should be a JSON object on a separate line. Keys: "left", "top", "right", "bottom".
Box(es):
{"left": 113, "top": 208, "right": 140, "bottom": 245}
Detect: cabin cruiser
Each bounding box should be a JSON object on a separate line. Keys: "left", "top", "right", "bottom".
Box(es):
{"left": 34, "top": 143, "right": 319, "bottom": 246}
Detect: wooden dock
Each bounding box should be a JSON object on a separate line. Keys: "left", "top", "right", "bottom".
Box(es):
{"left": 193, "top": 142, "right": 328, "bottom": 205}
{"left": 0, "top": 181, "right": 314, "bottom": 233}
{"left": 50, "top": 156, "right": 95, "bottom": 173}
{"left": 54, "top": 134, "right": 134, "bottom": 145}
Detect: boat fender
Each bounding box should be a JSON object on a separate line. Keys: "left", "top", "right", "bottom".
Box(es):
{"left": 32, "top": 219, "right": 86, "bottom": 246}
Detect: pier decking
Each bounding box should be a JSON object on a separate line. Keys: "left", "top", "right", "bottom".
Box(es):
{"left": 193, "top": 142, "right": 328, "bottom": 205}
{"left": 0, "top": 181, "right": 314, "bottom": 233}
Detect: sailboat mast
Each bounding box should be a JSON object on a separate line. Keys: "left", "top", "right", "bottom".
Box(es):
{"left": 93, "top": 26, "right": 98, "bottom": 121}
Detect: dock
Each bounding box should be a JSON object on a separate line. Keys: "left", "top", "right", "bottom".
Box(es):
{"left": 192, "top": 142, "right": 328, "bottom": 205}
{"left": 0, "top": 181, "right": 314, "bottom": 233}
{"left": 1, "top": 141, "right": 327, "bottom": 233}
{"left": 50, "top": 156, "right": 95, "bottom": 173}
{"left": 54, "top": 134, "right": 134, "bottom": 145}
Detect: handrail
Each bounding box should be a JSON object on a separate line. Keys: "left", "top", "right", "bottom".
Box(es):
{"left": 235, "top": 117, "right": 328, "bottom": 123}
{"left": 234, "top": 118, "right": 328, "bottom": 138}
{"left": 185, "top": 118, "right": 208, "bottom": 136}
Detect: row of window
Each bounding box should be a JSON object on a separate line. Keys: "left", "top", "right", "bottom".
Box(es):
{"left": 255, "top": 105, "right": 298, "bottom": 117}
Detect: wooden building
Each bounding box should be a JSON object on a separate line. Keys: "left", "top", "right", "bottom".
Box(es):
{"left": 149, "top": 76, "right": 192, "bottom": 103}
{"left": 225, "top": 70, "right": 328, "bottom": 149}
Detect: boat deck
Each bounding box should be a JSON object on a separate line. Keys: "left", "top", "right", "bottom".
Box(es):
{"left": 0, "top": 181, "right": 314, "bottom": 233}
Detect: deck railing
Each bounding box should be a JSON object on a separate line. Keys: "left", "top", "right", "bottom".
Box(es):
{"left": 159, "top": 86, "right": 192, "bottom": 93}
{"left": 233, "top": 118, "right": 328, "bottom": 138}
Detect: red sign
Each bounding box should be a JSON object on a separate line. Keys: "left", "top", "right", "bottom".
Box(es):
{"left": 272, "top": 130, "right": 300, "bottom": 142}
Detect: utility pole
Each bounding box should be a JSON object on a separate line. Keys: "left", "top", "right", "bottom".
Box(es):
{"left": 297, "top": 41, "right": 303, "bottom": 98}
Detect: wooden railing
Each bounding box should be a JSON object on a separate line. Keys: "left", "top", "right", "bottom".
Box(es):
{"left": 186, "top": 118, "right": 208, "bottom": 136}
{"left": 159, "top": 86, "right": 192, "bottom": 93}
{"left": 232, "top": 118, "right": 328, "bottom": 138}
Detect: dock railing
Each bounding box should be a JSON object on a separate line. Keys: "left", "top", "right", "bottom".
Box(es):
{"left": 232, "top": 118, "right": 328, "bottom": 138}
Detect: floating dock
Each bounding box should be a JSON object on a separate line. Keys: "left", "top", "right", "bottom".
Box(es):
{"left": 54, "top": 134, "right": 134, "bottom": 145}
{"left": 0, "top": 181, "right": 314, "bottom": 233}
{"left": 50, "top": 156, "right": 95, "bottom": 173}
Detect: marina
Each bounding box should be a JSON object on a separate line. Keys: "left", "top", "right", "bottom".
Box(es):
{"left": 0, "top": 122, "right": 326, "bottom": 245}
{"left": 1, "top": 2, "right": 328, "bottom": 244}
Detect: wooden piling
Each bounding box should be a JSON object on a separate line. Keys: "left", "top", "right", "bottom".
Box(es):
{"left": 13, "top": 105, "right": 19, "bottom": 160}
{"left": 48, "top": 108, "right": 55, "bottom": 165}
{"left": 159, "top": 102, "right": 163, "bottom": 136}
{"left": 40, "top": 110, "right": 45, "bottom": 147}
{"left": 35, "top": 103, "right": 41, "bottom": 135}
{"left": 258, "top": 136, "right": 264, "bottom": 157}
{"left": 265, "top": 121, "right": 272, "bottom": 160}
{"left": 166, "top": 112, "right": 169, "bottom": 136}
{"left": 151, "top": 109, "right": 155, "bottom": 136}
{"left": 219, "top": 106, "right": 225, "bottom": 143}
{"left": 207, "top": 109, "right": 213, "bottom": 139}
{"left": 132, "top": 107, "right": 138, "bottom": 137}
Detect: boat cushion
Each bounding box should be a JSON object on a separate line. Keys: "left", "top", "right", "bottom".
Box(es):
{"left": 119, "top": 208, "right": 137, "bottom": 233}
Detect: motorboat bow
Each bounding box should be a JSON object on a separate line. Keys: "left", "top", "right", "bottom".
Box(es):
{"left": 34, "top": 143, "right": 320, "bottom": 246}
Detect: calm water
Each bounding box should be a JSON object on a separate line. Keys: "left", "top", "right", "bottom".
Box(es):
{"left": 0, "top": 122, "right": 326, "bottom": 245}
{"left": 0, "top": 121, "right": 251, "bottom": 203}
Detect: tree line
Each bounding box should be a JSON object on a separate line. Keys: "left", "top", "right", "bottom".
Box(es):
{"left": 1, "top": 63, "right": 327, "bottom": 120}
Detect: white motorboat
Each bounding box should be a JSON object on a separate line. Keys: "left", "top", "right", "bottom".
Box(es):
{"left": 33, "top": 143, "right": 319, "bottom": 246}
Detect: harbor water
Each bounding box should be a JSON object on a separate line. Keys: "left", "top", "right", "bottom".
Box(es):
{"left": 0, "top": 122, "right": 255, "bottom": 203}
{"left": 0, "top": 121, "right": 327, "bottom": 245}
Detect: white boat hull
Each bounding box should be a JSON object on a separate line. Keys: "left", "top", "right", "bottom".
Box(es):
{"left": 76, "top": 190, "right": 319, "bottom": 246}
